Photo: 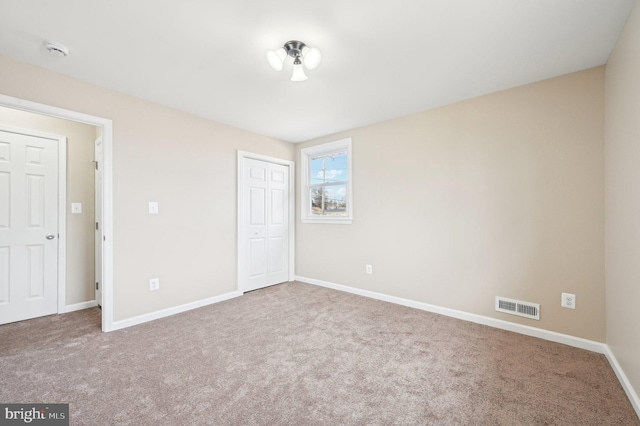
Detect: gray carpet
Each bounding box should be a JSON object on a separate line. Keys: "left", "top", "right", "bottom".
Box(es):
{"left": 1, "top": 282, "right": 638, "bottom": 425}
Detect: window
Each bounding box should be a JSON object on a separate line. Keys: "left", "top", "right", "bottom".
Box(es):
{"left": 301, "top": 138, "right": 352, "bottom": 224}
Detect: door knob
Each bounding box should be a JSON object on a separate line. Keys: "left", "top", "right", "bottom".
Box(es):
{"left": 46, "top": 234, "right": 55, "bottom": 240}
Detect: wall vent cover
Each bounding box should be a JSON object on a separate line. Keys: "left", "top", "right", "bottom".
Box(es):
{"left": 495, "top": 296, "right": 540, "bottom": 320}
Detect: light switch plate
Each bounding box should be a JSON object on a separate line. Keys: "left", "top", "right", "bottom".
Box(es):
{"left": 71, "top": 203, "right": 82, "bottom": 214}
{"left": 149, "top": 202, "right": 159, "bottom": 214}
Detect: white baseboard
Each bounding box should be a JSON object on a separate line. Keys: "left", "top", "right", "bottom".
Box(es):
{"left": 296, "top": 276, "right": 606, "bottom": 353}
{"left": 604, "top": 346, "right": 640, "bottom": 419}
{"left": 63, "top": 300, "right": 98, "bottom": 313}
{"left": 109, "top": 291, "right": 242, "bottom": 332}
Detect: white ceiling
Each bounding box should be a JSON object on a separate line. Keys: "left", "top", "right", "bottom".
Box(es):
{"left": 0, "top": 0, "right": 636, "bottom": 142}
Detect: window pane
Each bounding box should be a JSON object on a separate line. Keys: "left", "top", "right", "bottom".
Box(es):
{"left": 310, "top": 152, "right": 348, "bottom": 185}
{"left": 310, "top": 184, "right": 347, "bottom": 216}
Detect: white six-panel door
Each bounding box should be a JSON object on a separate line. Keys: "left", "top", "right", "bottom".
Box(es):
{"left": 0, "top": 129, "right": 59, "bottom": 324}
{"left": 242, "top": 158, "right": 289, "bottom": 292}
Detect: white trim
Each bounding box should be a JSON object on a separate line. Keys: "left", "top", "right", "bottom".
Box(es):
{"left": 110, "top": 291, "right": 242, "bottom": 331}
{"left": 0, "top": 93, "right": 115, "bottom": 332}
{"left": 296, "top": 276, "right": 606, "bottom": 354}
{"left": 0, "top": 124, "right": 67, "bottom": 317}
{"left": 63, "top": 300, "right": 98, "bottom": 313}
{"left": 237, "top": 151, "right": 296, "bottom": 293}
{"left": 604, "top": 346, "right": 640, "bottom": 419}
{"left": 300, "top": 138, "right": 353, "bottom": 224}
{"left": 94, "top": 136, "right": 103, "bottom": 306}
{"left": 301, "top": 219, "right": 353, "bottom": 224}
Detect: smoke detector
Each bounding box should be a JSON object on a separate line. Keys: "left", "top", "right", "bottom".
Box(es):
{"left": 45, "top": 42, "right": 70, "bottom": 57}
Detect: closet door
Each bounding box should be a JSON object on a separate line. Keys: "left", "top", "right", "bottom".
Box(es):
{"left": 241, "top": 158, "right": 289, "bottom": 292}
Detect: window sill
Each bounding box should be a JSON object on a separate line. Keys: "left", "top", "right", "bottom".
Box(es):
{"left": 301, "top": 217, "right": 353, "bottom": 225}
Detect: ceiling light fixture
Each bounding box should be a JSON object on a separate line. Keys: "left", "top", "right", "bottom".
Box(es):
{"left": 266, "top": 40, "right": 321, "bottom": 82}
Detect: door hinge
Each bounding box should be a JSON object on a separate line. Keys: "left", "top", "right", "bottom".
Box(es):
{"left": 96, "top": 222, "right": 99, "bottom": 230}
{"left": 96, "top": 282, "right": 99, "bottom": 290}
{"left": 92, "top": 160, "right": 98, "bottom": 170}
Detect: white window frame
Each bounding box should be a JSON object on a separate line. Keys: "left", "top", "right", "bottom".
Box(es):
{"left": 301, "top": 138, "right": 353, "bottom": 224}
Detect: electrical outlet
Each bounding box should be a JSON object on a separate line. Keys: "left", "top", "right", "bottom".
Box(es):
{"left": 366, "top": 264, "right": 373, "bottom": 274}
{"left": 149, "top": 278, "right": 160, "bottom": 291}
{"left": 561, "top": 293, "right": 576, "bottom": 309}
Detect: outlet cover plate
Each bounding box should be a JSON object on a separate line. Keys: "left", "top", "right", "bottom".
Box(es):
{"left": 561, "top": 293, "right": 576, "bottom": 309}
{"left": 149, "top": 278, "right": 160, "bottom": 291}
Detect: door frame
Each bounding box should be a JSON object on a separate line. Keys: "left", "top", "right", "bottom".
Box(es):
{"left": 0, "top": 93, "right": 115, "bottom": 332}
{"left": 0, "top": 124, "right": 67, "bottom": 317}
{"left": 94, "top": 136, "right": 103, "bottom": 306}
{"left": 237, "top": 151, "right": 295, "bottom": 293}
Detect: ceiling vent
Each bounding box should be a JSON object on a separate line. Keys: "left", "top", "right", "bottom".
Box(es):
{"left": 495, "top": 296, "right": 540, "bottom": 320}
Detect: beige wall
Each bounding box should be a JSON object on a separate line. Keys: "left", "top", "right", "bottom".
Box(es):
{"left": 0, "top": 54, "right": 295, "bottom": 322}
{"left": 0, "top": 106, "right": 96, "bottom": 305}
{"left": 605, "top": 1, "right": 640, "bottom": 404}
{"left": 297, "top": 67, "right": 605, "bottom": 342}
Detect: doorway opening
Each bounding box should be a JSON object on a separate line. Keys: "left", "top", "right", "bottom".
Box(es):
{"left": 0, "top": 94, "right": 114, "bottom": 332}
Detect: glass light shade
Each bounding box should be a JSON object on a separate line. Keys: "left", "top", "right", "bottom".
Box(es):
{"left": 266, "top": 47, "right": 286, "bottom": 71}
{"left": 302, "top": 46, "right": 322, "bottom": 69}
{"left": 291, "top": 63, "right": 308, "bottom": 82}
